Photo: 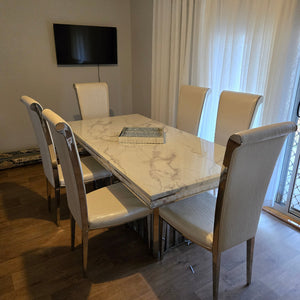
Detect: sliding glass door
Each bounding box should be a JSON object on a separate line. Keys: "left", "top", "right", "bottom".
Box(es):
{"left": 275, "top": 81, "right": 300, "bottom": 220}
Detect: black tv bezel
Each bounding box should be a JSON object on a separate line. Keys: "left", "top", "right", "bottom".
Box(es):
{"left": 53, "top": 23, "right": 118, "bottom": 66}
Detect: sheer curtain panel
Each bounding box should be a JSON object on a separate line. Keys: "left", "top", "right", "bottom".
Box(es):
{"left": 151, "top": 0, "right": 300, "bottom": 205}
{"left": 151, "top": 0, "right": 195, "bottom": 127}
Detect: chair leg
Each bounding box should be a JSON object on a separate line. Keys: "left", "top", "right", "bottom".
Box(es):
{"left": 82, "top": 230, "right": 89, "bottom": 277}
{"left": 71, "top": 215, "right": 75, "bottom": 250}
{"left": 147, "top": 215, "right": 152, "bottom": 249}
{"left": 174, "top": 230, "right": 181, "bottom": 245}
{"left": 54, "top": 186, "right": 60, "bottom": 226}
{"left": 46, "top": 179, "right": 51, "bottom": 212}
{"left": 212, "top": 251, "right": 221, "bottom": 300}
{"left": 165, "top": 223, "right": 170, "bottom": 250}
{"left": 247, "top": 237, "right": 255, "bottom": 285}
{"left": 152, "top": 208, "right": 160, "bottom": 259}
{"left": 160, "top": 219, "right": 167, "bottom": 258}
{"left": 213, "top": 188, "right": 218, "bottom": 197}
{"left": 159, "top": 217, "right": 165, "bottom": 260}
{"left": 93, "top": 180, "right": 97, "bottom": 190}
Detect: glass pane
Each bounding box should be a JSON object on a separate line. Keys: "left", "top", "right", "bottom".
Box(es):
{"left": 276, "top": 118, "right": 300, "bottom": 206}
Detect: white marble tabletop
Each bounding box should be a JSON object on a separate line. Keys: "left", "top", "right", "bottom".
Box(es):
{"left": 70, "top": 114, "right": 225, "bottom": 209}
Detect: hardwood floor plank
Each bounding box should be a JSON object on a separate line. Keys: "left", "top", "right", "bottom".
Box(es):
{"left": 1, "top": 163, "right": 300, "bottom": 299}
{"left": 0, "top": 274, "right": 14, "bottom": 295}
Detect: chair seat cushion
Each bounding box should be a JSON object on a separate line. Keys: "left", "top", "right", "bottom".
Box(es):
{"left": 59, "top": 156, "right": 111, "bottom": 186}
{"left": 87, "top": 182, "right": 152, "bottom": 229}
{"left": 159, "top": 192, "right": 216, "bottom": 249}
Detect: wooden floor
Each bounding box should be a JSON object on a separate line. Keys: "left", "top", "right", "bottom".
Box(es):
{"left": 1, "top": 164, "right": 300, "bottom": 299}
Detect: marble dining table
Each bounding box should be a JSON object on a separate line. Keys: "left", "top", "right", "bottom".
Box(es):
{"left": 70, "top": 114, "right": 226, "bottom": 257}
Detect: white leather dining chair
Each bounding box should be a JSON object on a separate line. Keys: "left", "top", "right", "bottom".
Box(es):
{"left": 73, "top": 82, "right": 110, "bottom": 119}
{"left": 159, "top": 121, "right": 296, "bottom": 300}
{"left": 165, "top": 85, "right": 210, "bottom": 247}
{"left": 42, "top": 108, "right": 152, "bottom": 276}
{"left": 215, "top": 91, "right": 263, "bottom": 146}
{"left": 177, "top": 85, "right": 210, "bottom": 136}
{"left": 20, "top": 96, "right": 112, "bottom": 225}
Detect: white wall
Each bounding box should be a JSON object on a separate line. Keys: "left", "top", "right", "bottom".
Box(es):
{"left": 0, "top": 0, "right": 134, "bottom": 152}
{"left": 130, "top": 0, "right": 153, "bottom": 117}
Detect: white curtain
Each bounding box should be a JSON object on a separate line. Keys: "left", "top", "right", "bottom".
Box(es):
{"left": 151, "top": 0, "right": 196, "bottom": 126}
{"left": 151, "top": 0, "right": 300, "bottom": 205}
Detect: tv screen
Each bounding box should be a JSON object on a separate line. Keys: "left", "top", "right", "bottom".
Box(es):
{"left": 53, "top": 24, "right": 118, "bottom": 65}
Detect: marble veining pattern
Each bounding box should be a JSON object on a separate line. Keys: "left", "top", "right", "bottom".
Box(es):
{"left": 70, "top": 114, "right": 225, "bottom": 208}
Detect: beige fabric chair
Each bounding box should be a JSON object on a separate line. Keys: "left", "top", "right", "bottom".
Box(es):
{"left": 42, "top": 108, "right": 152, "bottom": 275}
{"left": 73, "top": 82, "right": 110, "bottom": 119}
{"left": 215, "top": 91, "right": 263, "bottom": 146}
{"left": 20, "top": 96, "right": 112, "bottom": 225}
{"left": 177, "top": 85, "right": 210, "bottom": 135}
{"left": 159, "top": 121, "right": 296, "bottom": 299}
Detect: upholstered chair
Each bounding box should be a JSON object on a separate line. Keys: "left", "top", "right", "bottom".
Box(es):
{"left": 177, "top": 85, "right": 210, "bottom": 135}
{"left": 73, "top": 82, "right": 110, "bottom": 119}
{"left": 215, "top": 91, "right": 263, "bottom": 146}
{"left": 42, "top": 108, "right": 152, "bottom": 276}
{"left": 20, "top": 96, "right": 112, "bottom": 225}
{"left": 159, "top": 121, "right": 296, "bottom": 300}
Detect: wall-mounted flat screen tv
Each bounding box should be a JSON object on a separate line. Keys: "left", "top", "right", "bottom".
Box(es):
{"left": 53, "top": 24, "right": 118, "bottom": 65}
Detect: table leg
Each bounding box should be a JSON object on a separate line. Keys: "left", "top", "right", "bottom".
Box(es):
{"left": 152, "top": 207, "right": 160, "bottom": 259}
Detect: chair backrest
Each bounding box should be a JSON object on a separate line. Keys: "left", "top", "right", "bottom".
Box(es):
{"left": 214, "top": 91, "right": 263, "bottom": 146}
{"left": 74, "top": 82, "right": 110, "bottom": 120}
{"left": 214, "top": 122, "right": 297, "bottom": 253}
{"left": 42, "top": 109, "right": 87, "bottom": 230}
{"left": 20, "top": 96, "right": 57, "bottom": 187}
{"left": 177, "top": 85, "right": 210, "bottom": 135}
